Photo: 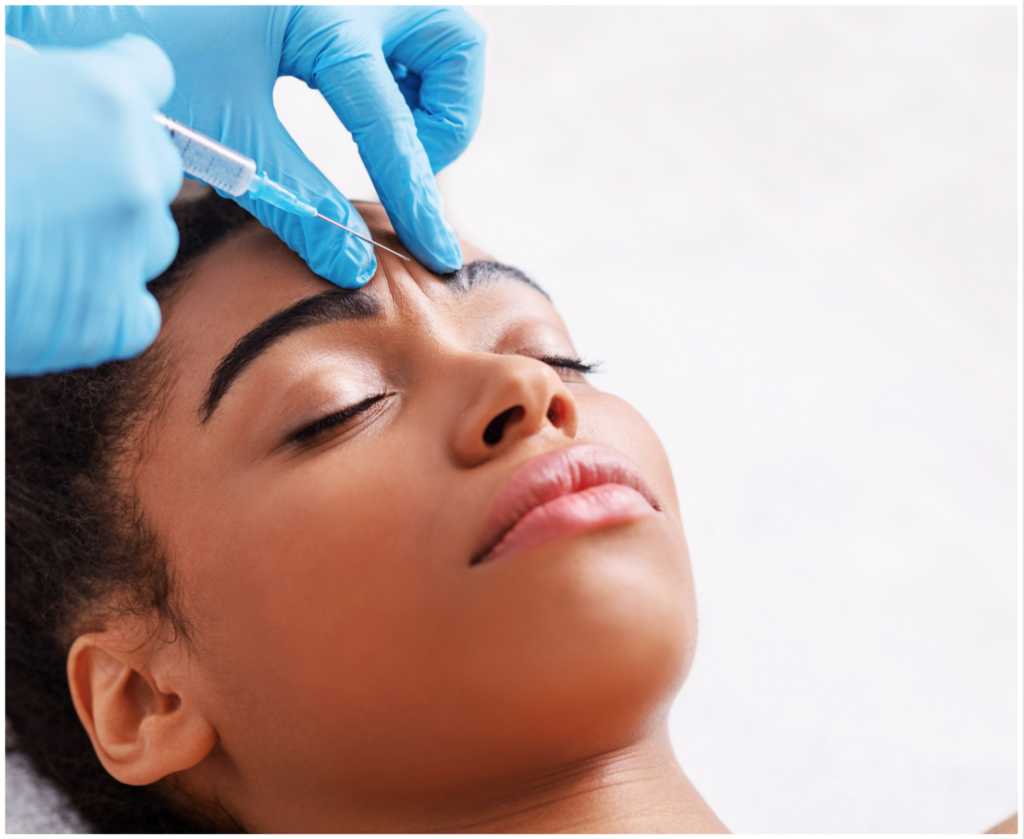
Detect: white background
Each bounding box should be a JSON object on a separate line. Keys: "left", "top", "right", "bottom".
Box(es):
{"left": 273, "top": 5, "right": 1021, "bottom": 834}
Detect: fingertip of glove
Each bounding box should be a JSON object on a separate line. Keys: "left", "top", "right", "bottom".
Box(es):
{"left": 439, "top": 238, "right": 464, "bottom": 274}
{"left": 405, "top": 229, "right": 462, "bottom": 275}
{"left": 116, "top": 292, "right": 162, "bottom": 359}
{"left": 315, "top": 243, "right": 377, "bottom": 290}
{"left": 143, "top": 207, "right": 180, "bottom": 279}
{"left": 348, "top": 253, "right": 379, "bottom": 289}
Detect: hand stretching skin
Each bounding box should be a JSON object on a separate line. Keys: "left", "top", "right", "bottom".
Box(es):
{"left": 5, "top": 6, "right": 485, "bottom": 374}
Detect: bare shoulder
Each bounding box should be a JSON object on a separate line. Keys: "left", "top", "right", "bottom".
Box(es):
{"left": 984, "top": 813, "right": 1018, "bottom": 834}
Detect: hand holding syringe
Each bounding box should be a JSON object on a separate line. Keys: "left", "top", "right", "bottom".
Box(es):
{"left": 6, "top": 6, "right": 484, "bottom": 376}
{"left": 154, "top": 114, "right": 409, "bottom": 262}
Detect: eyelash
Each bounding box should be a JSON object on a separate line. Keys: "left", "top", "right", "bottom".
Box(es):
{"left": 292, "top": 355, "right": 599, "bottom": 445}
{"left": 538, "top": 355, "right": 600, "bottom": 374}
{"left": 293, "top": 392, "right": 390, "bottom": 445}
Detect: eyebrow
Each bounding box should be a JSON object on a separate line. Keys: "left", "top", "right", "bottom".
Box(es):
{"left": 199, "top": 291, "right": 379, "bottom": 423}
{"left": 198, "top": 260, "right": 546, "bottom": 424}
{"left": 446, "top": 260, "right": 550, "bottom": 300}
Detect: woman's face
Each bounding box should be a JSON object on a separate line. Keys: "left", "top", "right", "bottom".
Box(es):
{"left": 135, "top": 204, "right": 696, "bottom": 826}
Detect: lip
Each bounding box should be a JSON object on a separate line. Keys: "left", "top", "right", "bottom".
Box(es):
{"left": 471, "top": 444, "right": 661, "bottom": 566}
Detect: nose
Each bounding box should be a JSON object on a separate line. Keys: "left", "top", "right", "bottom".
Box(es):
{"left": 450, "top": 354, "right": 579, "bottom": 467}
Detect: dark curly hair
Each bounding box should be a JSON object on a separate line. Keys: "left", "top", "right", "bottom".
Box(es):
{"left": 6, "top": 187, "right": 255, "bottom": 833}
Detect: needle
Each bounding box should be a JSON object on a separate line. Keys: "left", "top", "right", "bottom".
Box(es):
{"left": 315, "top": 213, "right": 411, "bottom": 261}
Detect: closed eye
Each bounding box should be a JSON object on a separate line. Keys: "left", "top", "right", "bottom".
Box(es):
{"left": 537, "top": 355, "right": 600, "bottom": 375}
{"left": 293, "top": 392, "right": 391, "bottom": 445}
{"left": 290, "top": 357, "right": 594, "bottom": 446}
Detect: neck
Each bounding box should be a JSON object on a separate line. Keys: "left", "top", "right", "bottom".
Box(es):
{"left": 436, "top": 727, "right": 728, "bottom": 834}
{"left": 200, "top": 723, "right": 729, "bottom": 833}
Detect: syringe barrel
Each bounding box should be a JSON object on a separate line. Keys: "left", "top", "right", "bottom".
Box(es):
{"left": 154, "top": 114, "right": 256, "bottom": 197}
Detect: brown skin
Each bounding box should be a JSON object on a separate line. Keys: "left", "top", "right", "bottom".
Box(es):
{"left": 67, "top": 204, "right": 727, "bottom": 832}
{"left": 985, "top": 814, "right": 1018, "bottom": 834}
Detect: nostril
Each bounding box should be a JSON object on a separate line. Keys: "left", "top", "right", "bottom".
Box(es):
{"left": 483, "top": 406, "right": 524, "bottom": 446}
{"left": 547, "top": 397, "right": 565, "bottom": 427}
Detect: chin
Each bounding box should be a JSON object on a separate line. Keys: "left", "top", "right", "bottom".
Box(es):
{"left": 448, "top": 517, "right": 697, "bottom": 777}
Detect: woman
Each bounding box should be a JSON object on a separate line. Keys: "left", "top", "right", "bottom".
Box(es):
{"left": 6, "top": 189, "right": 728, "bottom": 832}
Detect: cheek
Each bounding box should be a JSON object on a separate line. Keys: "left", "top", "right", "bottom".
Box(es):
{"left": 165, "top": 388, "right": 696, "bottom": 787}
{"left": 181, "top": 436, "right": 454, "bottom": 727}
{"left": 573, "top": 389, "right": 682, "bottom": 521}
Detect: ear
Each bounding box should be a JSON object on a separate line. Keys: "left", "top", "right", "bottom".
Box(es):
{"left": 67, "top": 629, "right": 217, "bottom": 786}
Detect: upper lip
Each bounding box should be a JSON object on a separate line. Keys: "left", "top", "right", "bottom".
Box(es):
{"left": 470, "top": 444, "right": 661, "bottom": 565}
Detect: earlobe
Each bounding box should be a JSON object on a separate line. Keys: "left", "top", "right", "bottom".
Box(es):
{"left": 68, "top": 631, "right": 217, "bottom": 786}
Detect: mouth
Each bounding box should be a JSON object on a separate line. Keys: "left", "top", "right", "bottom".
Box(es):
{"left": 470, "top": 444, "right": 661, "bottom": 566}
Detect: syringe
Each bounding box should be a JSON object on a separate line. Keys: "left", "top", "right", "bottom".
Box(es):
{"left": 153, "top": 114, "right": 409, "bottom": 261}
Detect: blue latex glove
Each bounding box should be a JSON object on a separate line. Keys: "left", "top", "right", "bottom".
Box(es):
{"left": 5, "top": 35, "right": 183, "bottom": 375}
{"left": 6, "top": 5, "right": 486, "bottom": 290}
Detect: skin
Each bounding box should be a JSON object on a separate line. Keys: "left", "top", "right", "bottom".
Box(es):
{"left": 67, "top": 204, "right": 728, "bottom": 833}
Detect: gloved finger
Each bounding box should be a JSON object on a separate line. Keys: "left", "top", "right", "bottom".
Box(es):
{"left": 140, "top": 202, "right": 180, "bottom": 281}
{"left": 379, "top": 8, "right": 486, "bottom": 173}
{"left": 145, "top": 116, "right": 187, "bottom": 208}
{"left": 112, "top": 289, "right": 162, "bottom": 361}
{"left": 312, "top": 48, "right": 462, "bottom": 274}
{"left": 78, "top": 37, "right": 184, "bottom": 208}
{"left": 98, "top": 207, "right": 165, "bottom": 362}
{"left": 86, "top": 34, "right": 176, "bottom": 110}
{"left": 239, "top": 190, "right": 378, "bottom": 289}
{"left": 18, "top": 211, "right": 164, "bottom": 372}
{"left": 389, "top": 61, "right": 423, "bottom": 113}
{"left": 222, "top": 117, "right": 378, "bottom": 288}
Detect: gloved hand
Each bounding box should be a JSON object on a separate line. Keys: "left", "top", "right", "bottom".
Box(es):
{"left": 6, "top": 5, "right": 486, "bottom": 290}
{"left": 5, "top": 35, "right": 183, "bottom": 375}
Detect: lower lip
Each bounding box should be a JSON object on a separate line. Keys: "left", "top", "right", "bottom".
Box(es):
{"left": 478, "top": 483, "right": 657, "bottom": 565}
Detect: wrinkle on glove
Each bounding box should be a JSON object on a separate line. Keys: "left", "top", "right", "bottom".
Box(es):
{"left": 8, "top": 5, "right": 486, "bottom": 286}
